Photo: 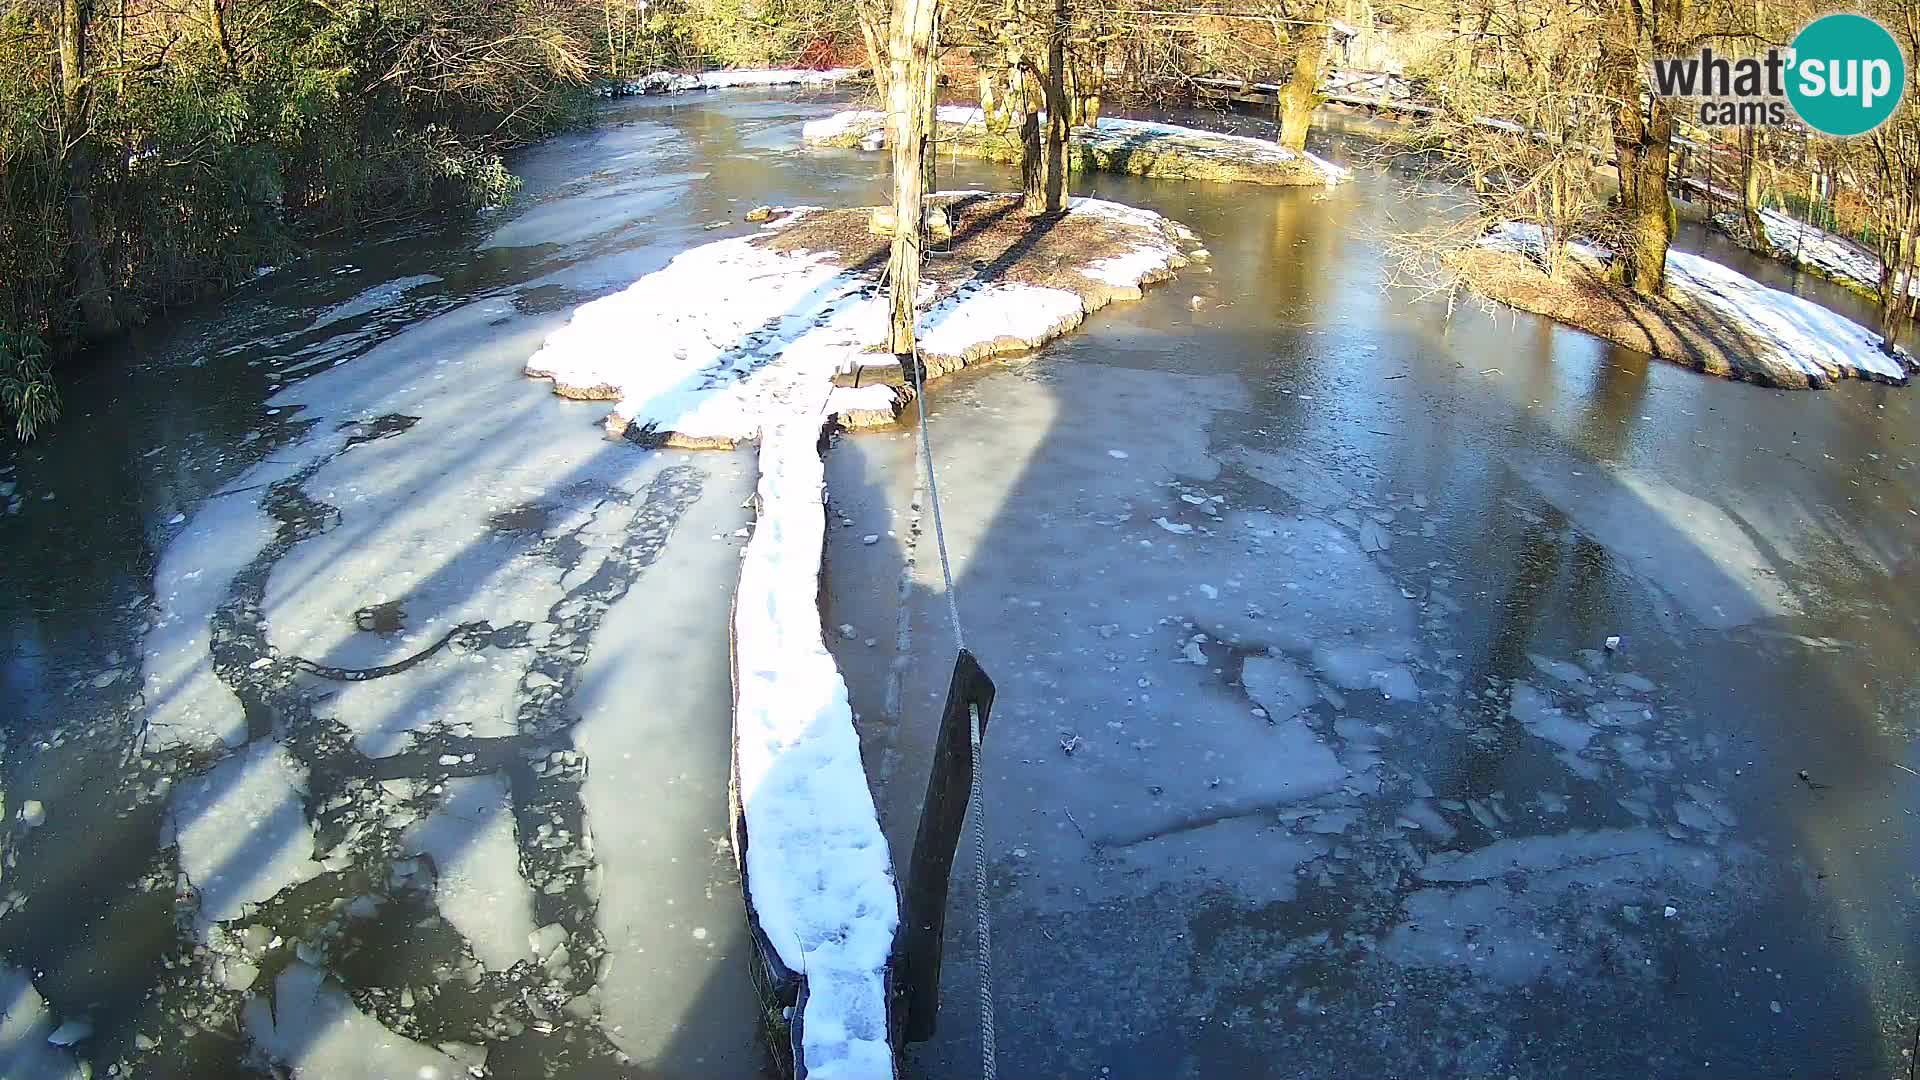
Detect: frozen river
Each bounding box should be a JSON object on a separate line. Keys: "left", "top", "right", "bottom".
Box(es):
{"left": 0, "top": 89, "right": 1915, "bottom": 1078}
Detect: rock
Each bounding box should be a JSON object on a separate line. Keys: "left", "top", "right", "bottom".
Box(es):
{"left": 1604, "top": 635, "right": 1622, "bottom": 650}
{"left": 861, "top": 534, "right": 879, "bottom": 545}
{"left": 745, "top": 205, "right": 775, "bottom": 223}
{"left": 19, "top": 800, "right": 46, "bottom": 828}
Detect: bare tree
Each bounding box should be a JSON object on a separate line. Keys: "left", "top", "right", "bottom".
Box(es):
{"left": 1277, "top": 0, "right": 1330, "bottom": 151}
{"left": 57, "top": 0, "right": 123, "bottom": 342}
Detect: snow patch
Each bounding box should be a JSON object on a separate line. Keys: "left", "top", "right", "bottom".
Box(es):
{"left": 1482, "top": 221, "right": 1908, "bottom": 383}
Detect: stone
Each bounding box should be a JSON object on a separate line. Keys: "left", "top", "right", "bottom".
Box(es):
{"left": 745, "top": 205, "right": 775, "bottom": 223}
{"left": 18, "top": 800, "right": 45, "bottom": 828}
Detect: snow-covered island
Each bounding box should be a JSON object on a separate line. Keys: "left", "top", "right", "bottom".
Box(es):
{"left": 1462, "top": 222, "right": 1914, "bottom": 389}
{"left": 598, "top": 67, "right": 858, "bottom": 97}
{"left": 804, "top": 106, "right": 1350, "bottom": 187}
{"left": 523, "top": 193, "right": 1198, "bottom": 1079}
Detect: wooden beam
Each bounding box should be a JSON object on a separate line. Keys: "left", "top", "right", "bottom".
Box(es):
{"left": 899, "top": 649, "right": 996, "bottom": 1042}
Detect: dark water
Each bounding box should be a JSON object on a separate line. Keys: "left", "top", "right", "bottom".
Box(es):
{"left": 0, "top": 92, "right": 1914, "bottom": 1079}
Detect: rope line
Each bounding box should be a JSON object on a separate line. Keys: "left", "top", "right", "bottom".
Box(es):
{"left": 908, "top": 344, "right": 995, "bottom": 1080}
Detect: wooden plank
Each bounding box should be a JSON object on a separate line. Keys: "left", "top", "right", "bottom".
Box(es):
{"left": 898, "top": 648, "right": 996, "bottom": 1043}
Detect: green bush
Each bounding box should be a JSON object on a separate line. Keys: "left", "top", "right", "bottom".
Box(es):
{"left": 0, "top": 0, "right": 602, "bottom": 440}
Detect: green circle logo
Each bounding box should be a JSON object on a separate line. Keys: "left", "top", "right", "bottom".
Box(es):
{"left": 1787, "top": 13, "right": 1906, "bottom": 137}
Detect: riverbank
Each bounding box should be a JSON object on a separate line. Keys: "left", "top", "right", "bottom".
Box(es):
{"left": 1709, "top": 205, "right": 1906, "bottom": 303}
{"left": 1458, "top": 223, "right": 1913, "bottom": 388}
{"left": 524, "top": 191, "right": 1195, "bottom": 1077}
{"left": 803, "top": 107, "right": 1349, "bottom": 186}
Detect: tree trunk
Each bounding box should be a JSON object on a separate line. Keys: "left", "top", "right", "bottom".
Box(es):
{"left": 1453, "top": 2, "right": 1474, "bottom": 80}
{"left": 1877, "top": 204, "right": 1916, "bottom": 354}
{"left": 57, "top": 0, "right": 121, "bottom": 342}
{"left": 1741, "top": 127, "right": 1768, "bottom": 250}
{"left": 887, "top": 0, "right": 939, "bottom": 355}
{"left": 1019, "top": 97, "right": 1043, "bottom": 213}
{"left": 861, "top": 10, "right": 892, "bottom": 105}
{"left": 1038, "top": 0, "right": 1068, "bottom": 214}
{"left": 209, "top": 0, "right": 236, "bottom": 72}
{"left": 922, "top": 13, "right": 941, "bottom": 193}
{"left": 1600, "top": 0, "right": 1675, "bottom": 297}
{"left": 1278, "top": 0, "right": 1330, "bottom": 152}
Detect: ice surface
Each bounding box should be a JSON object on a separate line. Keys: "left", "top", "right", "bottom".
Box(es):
{"left": 244, "top": 961, "right": 466, "bottom": 1077}
{"left": 1241, "top": 653, "right": 1317, "bottom": 722}
{"left": 317, "top": 656, "right": 526, "bottom": 757}
{"left": 1509, "top": 680, "right": 1594, "bottom": 752}
{"left": 1514, "top": 459, "right": 1796, "bottom": 629}
{"left": 141, "top": 489, "right": 277, "bottom": 752}
{"left": 1383, "top": 829, "right": 1729, "bottom": 985}
{"left": 170, "top": 740, "right": 325, "bottom": 929}
{"left": 0, "top": 968, "right": 84, "bottom": 1080}
{"left": 399, "top": 774, "right": 536, "bottom": 971}
{"left": 305, "top": 274, "right": 441, "bottom": 333}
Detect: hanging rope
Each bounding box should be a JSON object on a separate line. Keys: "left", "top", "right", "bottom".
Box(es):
{"left": 907, "top": 345, "right": 996, "bottom": 1080}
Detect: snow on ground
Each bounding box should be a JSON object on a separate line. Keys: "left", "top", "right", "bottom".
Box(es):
{"left": 801, "top": 107, "right": 1351, "bottom": 185}
{"left": 609, "top": 67, "right": 857, "bottom": 97}
{"left": 1735, "top": 205, "right": 1910, "bottom": 297}
{"left": 1666, "top": 250, "right": 1907, "bottom": 381}
{"left": 526, "top": 196, "right": 1191, "bottom": 441}
{"left": 522, "top": 196, "right": 1193, "bottom": 1078}
{"left": 1482, "top": 221, "right": 1909, "bottom": 383}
